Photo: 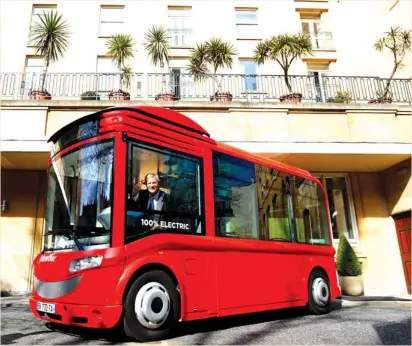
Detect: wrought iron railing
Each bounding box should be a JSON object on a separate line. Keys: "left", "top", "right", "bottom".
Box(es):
{"left": 0, "top": 72, "right": 410, "bottom": 104}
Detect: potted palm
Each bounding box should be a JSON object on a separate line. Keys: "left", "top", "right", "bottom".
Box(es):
{"left": 144, "top": 25, "right": 175, "bottom": 101}
{"left": 29, "top": 10, "right": 70, "bottom": 100}
{"left": 187, "top": 37, "right": 237, "bottom": 102}
{"left": 370, "top": 26, "right": 411, "bottom": 104}
{"left": 106, "top": 33, "right": 135, "bottom": 100}
{"left": 253, "top": 33, "right": 312, "bottom": 103}
{"left": 336, "top": 232, "right": 364, "bottom": 296}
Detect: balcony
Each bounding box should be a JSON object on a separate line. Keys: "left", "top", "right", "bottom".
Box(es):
{"left": 0, "top": 72, "right": 410, "bottom": 105}
{"left": 168, "top": 28, "right": 193, "bottom": 47}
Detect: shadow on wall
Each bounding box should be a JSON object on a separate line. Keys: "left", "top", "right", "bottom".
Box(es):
{"left": 1, "top": 169, "right": 47, "bottom": 294}
{"left": 380, "top": 159, "right": 411, "bottom": 215}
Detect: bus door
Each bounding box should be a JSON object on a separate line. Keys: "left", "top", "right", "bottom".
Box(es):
{"left": 124, "top": 135, "right": 218, "bottom": 318}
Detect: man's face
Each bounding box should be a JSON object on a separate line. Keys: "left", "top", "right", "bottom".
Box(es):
{"left": 146, "top": 176, "right": 159, "bottom": 195}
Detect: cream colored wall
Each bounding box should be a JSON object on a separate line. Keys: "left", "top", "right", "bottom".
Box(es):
{"left": 0, "top": 170, "right": 46, "bottom": 293}
{"left": 349, "top": 172, "right": 407, "bottom": 296}
{"left": 0, "top": 0, "right": 410, "bottom": 77}
{"left": 380, "top": 159, "right": 412, "bottom": 215}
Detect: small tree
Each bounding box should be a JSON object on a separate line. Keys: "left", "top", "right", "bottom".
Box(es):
{"left": 336, "top": 232, "right": 362, "bottom": 276}
{"left": 143, "top": 25, "right": 173, "bottom": 99}
{"left": 187, "top": 37, "right": 237, "bottom": 99}
{"left": 374, "top": 26, "right": 412, "bottom": 101}
{"left": 30, "top": 10, "right": 70, "bottom": 96}
{"left": 106, "top": 33, "right": 135, "bottom": 95}
{"left": 253, "top": 33, "right": 312, "bottom": 96}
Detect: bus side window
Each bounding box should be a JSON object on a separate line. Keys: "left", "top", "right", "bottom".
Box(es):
{"left": 256, "top": 166, "right": 294, "bottom": 242}
{"left": 212, "top": 151, "right": 259, "bottom": 240}
{"left": 294, "top": 178, "right": 331, "bottom": 245}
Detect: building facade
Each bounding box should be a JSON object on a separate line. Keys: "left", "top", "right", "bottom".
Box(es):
{"left": 0, "top": 0, "right": 411, "bottom": 296}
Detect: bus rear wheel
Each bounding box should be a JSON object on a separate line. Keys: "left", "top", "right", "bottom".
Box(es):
{"left": 307, "top": 269, "right": 331, "bottom": 315}
{"left": 123, "top": 270, "right": 180, "bottom": 342}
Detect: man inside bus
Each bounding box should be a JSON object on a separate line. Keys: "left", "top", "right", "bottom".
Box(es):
{"left": 131, "top": 173, "right": 168, "bottom": 212}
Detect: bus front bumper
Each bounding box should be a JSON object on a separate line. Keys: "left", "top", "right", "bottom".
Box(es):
{"left": 29, "top": 296, "right": 123, "bottom": 329}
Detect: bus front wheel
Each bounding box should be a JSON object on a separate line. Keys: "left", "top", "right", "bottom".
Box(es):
{"left": 307, "top": 269, "right": 331, "bottom": 315}
{"left": 123, "top": 270, "right": 180, "bottom": 342}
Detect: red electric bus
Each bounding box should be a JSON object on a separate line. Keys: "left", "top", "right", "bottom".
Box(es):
{"left": 30, "top": 105, "right": 340, "bottom": 342}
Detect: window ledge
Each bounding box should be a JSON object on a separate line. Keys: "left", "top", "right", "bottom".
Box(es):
{"left": 236, "top": 38, "right": 262, "bottom": 41}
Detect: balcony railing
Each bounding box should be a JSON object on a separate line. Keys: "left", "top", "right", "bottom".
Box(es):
{"left": 168, "top": 28, "right": 193, "bottom": 46}
{"left": 0, "top": 72, "right": 411, "bottom": 105}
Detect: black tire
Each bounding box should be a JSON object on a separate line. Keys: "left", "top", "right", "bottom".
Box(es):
{"left": 307, "top": 269, "right": 331, "bottom": 315}
{"left": 123, "top": 270, "right": 180, "bottom": 342}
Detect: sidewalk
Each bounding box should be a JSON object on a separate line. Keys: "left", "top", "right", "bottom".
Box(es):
{"left": 1, "top": 293, "right": 411, "bottom": 308}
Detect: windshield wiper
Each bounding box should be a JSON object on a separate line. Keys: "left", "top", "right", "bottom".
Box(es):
{"left": 44, "top": 228, "right": 84, "bottom": 251}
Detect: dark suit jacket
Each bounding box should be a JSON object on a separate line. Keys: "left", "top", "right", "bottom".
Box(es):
{"left": 132, "top": 189, "right": 168, "bottom": 212}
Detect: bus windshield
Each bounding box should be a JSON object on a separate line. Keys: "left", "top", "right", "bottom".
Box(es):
{"left": 43, "top": 139, "right": 114, "bottom": 252}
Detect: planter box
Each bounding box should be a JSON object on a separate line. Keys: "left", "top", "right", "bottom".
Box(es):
{"left": 210, "top": 91, "right": 232, "bottom": 102}
{"left": 280, "top": 93, "right": 302, "bottom": 103}
{"left": 339, "top": 275, "right": 364, "bottom": 296}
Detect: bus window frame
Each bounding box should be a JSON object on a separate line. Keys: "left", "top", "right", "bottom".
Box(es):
{"left": 44, "top": 134, "right": 116, "bottom": 250}
{"left": 124, "top": 135, "right": 207, "bottom": 242}
{"left": 211, "top": 147, "right": 333, "bottom": 246}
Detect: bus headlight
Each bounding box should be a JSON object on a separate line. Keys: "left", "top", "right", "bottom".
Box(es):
{"left": 69, "top": 256, "right": 103, "bottom": 272}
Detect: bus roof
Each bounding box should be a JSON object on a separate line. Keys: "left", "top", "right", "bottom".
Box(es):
{"left": 48, "top": 105, "right": 311, "bottom": 178}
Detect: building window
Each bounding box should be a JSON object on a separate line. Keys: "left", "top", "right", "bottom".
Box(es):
{"left": 168, "top": 7, "right": 192, "bottom": 46}
{"left": 240, "top": 60, "right": 257, "bottom": 91}
{"left": 235, "top": 8, "right": 259, "bottom": 40}
{"left": 96, "top": 57, "right": 120, "bottom": 92}
{"left": 28, "top": 5, "right": 57, "bottom": 45}
{"left": 22, "top": 56, "right": 44, "bottom": 94}
{"left": 317, "top": 175, "right": 358, "bottom": 243}
{"left": 99, "top": 6, "right": 124, "bottom": 37}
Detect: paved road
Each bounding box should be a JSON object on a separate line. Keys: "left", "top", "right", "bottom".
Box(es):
{"left": 1, "top": 301, "right": 411, "bottom": 345}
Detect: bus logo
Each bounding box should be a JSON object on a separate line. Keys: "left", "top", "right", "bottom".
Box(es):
{"left": 39, "top": 254, "right": 56, "bottom": 262}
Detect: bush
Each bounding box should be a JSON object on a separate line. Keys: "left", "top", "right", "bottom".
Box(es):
{"left": 336, "top": 232, "right": 362, "bottom": 276}
{"left": 81, "top": 91, "right": 100, "bottom": 100}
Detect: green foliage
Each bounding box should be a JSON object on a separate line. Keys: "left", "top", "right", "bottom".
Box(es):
{"left": 143, "top": 25, "right": 170, "bottom": 68}
{"left": 374, "top": 26, "right": 411, "bottom": 99}
{"left": 327, "top": 91, "right": 352, "bottom": 103}
{"left": 253, "top": 33, "right": 312, "bottom": 93}
{"left": 187, "top": 37, "right": 237, "bottom": 82}
{"left": 106, "top": 33, "right": 135, "bottom": 70}
{"left": 80, "top": 91, "right": 100, "bottom": 100}
{"left": 30, "top": 10, "right": 70, "bottom": 90}
{"left": 106, "top": 33, "right": 135, "bottom": 91}
{"left": 336, "top": 232, "right": 362, "bottom": 276}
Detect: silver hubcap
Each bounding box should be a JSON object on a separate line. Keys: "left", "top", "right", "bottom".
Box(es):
{"left": 312, "top": 277, "right": 329, "bottom": 307}
{"left": 134, "top": 282, "right": 170, "bottom": 329}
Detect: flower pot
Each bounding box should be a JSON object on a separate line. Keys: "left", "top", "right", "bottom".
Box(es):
{"left": 210, "top": 91, "right": 232, "bottom": 102}
{"left": 280, "top": 92, "right": 302, "bottom": 103}
{"left": 29, "top": 90, "right": 52, "bottom": 100}
{"left": 339, "top": 275, "right": 364, "bottom": 296}
{"left": 108, "top": 90, "right": 130, "bottom": 100}
{"left": 155, "top": 92, "right": 176, "bottom": 101}
{"left": 368, "top": 98, "right": 392, "bottom": 104}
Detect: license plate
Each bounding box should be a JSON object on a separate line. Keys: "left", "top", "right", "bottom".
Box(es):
{"left": 36, "top": 302, "right": 55, "bottom": 314}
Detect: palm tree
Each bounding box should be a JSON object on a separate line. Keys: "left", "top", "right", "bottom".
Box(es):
{"left": 187, "top": 37, "right": 237, "bottom": 100}
{"left": 253, "top": 33, "right": 312, "bottom": 99}
{"left": 106, "top": 33, "right": 135, "bottom": 96}
{"left": 143, "top": 25, "right": 173, "bottom": 99}
{"left": 374, "top": 26, "right": 411, "bottom": 102}
{"left": 30, "top": 10, "right": 70, "bottom": 96}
